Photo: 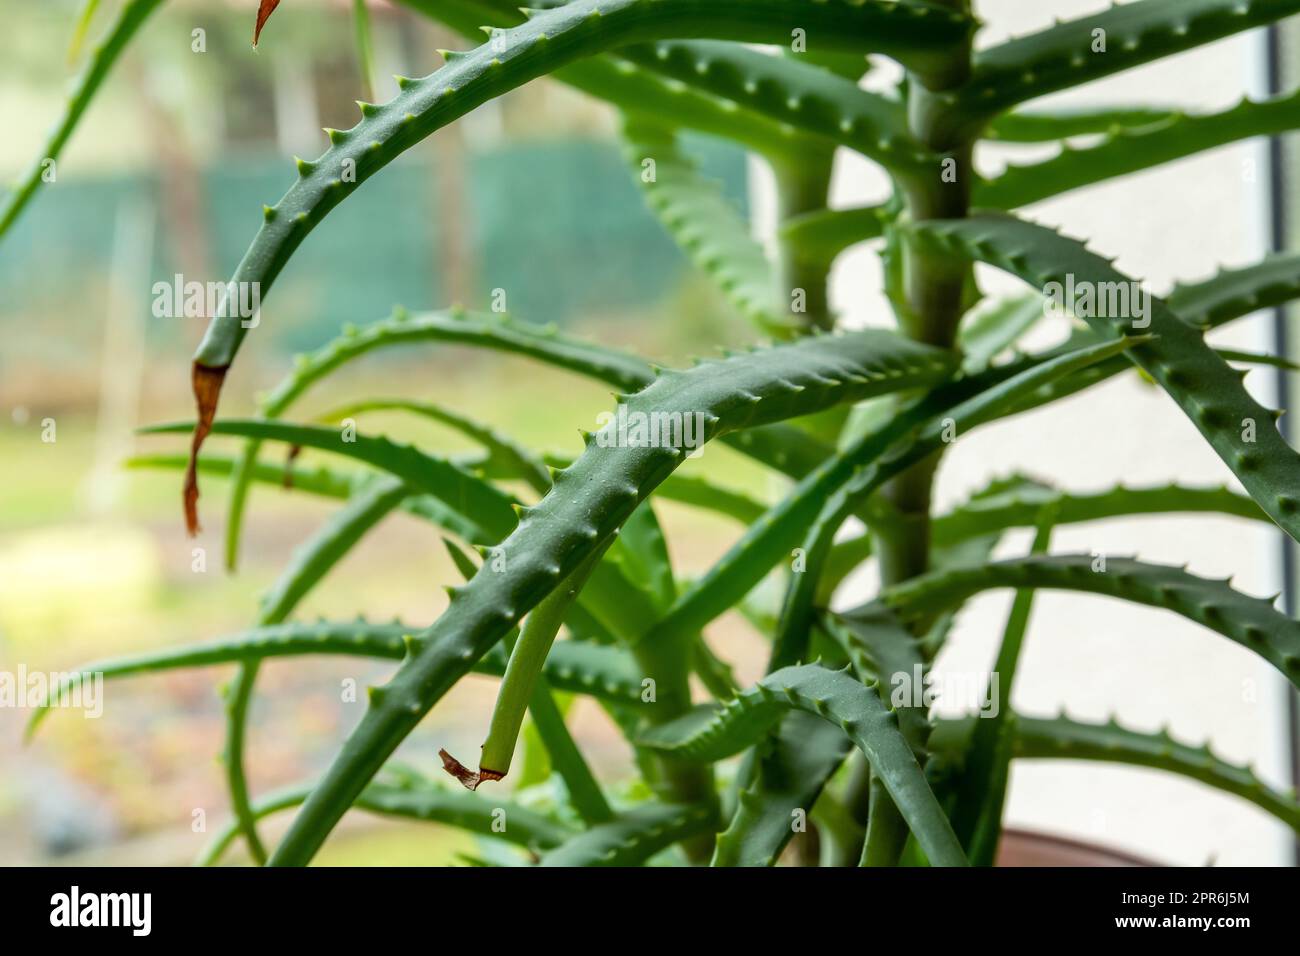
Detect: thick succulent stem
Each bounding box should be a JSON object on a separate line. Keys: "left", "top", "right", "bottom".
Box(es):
{"left": 880, "top": 3, "right": 974, "bottom": 579}
{"left": 631, "top": 628, "right": 720, "bottom": 863}
{"left": 864, "top": 0, "right": 973, "bottom": 864}
{"left": 773, "top": 149, "right": 837, "bottom": 332}
{"left": 522, "top": 676, "right": 614, "bottom": 824}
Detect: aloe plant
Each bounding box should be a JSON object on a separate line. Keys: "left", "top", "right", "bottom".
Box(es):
{"left": 20, "top": 0, "right": 1300, "bottom": 867}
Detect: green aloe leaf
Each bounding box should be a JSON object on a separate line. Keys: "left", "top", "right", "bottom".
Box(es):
{"left": 263, "top": 328, "right": 955, "bottom": 866}
{"left": 1011, "top": 715, "right": 1300, "bottom": 833}
{"left": 929, "top": 713, "right": 1300, "bottom": 834}
{"left": 220, "top": 307, "right": 649, "bottom": 568}
{"left": 130, "top": 447, "right": 737, "bottom": 652}
{"left": 610, "top": 501, "right": 677, "bottom": 612}
{"left": 876, "top": 554, "right": 1300, "bottom": 688}
{"left": 1168, "top": 251, "right": 1300, "bottom": 330}
{"left": 520, "top": 684, "right": 614, "bottom": 824}
{"left": 986, "top": 105, "right": 1177, "bottom": 142}
{"left": 218, "top": 308, "right": 843, "bottom": 569}
{"left": 637, "top": 663, "right": 967, "bottom": 867}
{"left": 821, "top": 473, "right": 1055, "bottom": 600}
{"left": 191, "top": 0, "right": 972, "bottom": 375}
{"left": 710, "top": 712, "right": 851, "bottom": 866}
{"left": 28, "top": 0, "right": 1298, "bottom": 874}
{"left": 649, "top": 473, "right": 767, "bottom": 524}
{"left": 637, "top": 335, "right": 1141, "bottom": 649}
{"left": 622, "top": 120, "right": 789, "bottom": 336}
{"left": 0, "top": 0, "right": 165, "bottom": 242}
{"left": 907, "top": 214, "right": 1300, "bottom": 542}
{"left": 957, "top": 293, "right": 1043, "bottom": 373}
{"left": 257, "top": 480, "right": 410, "bottom": 625}
{"left": 945, "top": 511, "right": 1056, "bottom": 866}
{"left": 143, "top": 418, "right": 518, "bottom": 544}
{"left": 318, "top": 397, "right": 551, "bottom": 493}
{"left": 932, "top": 481, "right": 1268, "bottom": 547}
{"left": 784, "top": 90, "right": 1300, "bottom": 263}
{"left": 132, "top": 452, "right": 366, "bottom": 500}
{"left": 396, "top": 0, "right": 810, "bottom": 162}
{"left": 491, "top": 456, "right": 766, "bottom": 524}
{"left": 27, "top": 620, "right": 645, "bottom": 740}
{"left": 400, "top": 0, "right": 909, "bottom": 171}
{"left": 709, "top": 487, "right": 865, "bottom": 867}
{"left": 67, "top": 0, "right": 105, "bottom": 63}
{"left": 954, "top": 0, "right": 1300, "bottom": 120}
{"left": 130, "top": 451, "right": 514, "bottom": 554}
{"left": 822, "top": 608, "right": 930, "bottom": 867}
{"left": 537, "top": 802, "right": 716, "bottom": 866}
{"left": 450, "top": 545, "right": 610, "bottom": 786}
{"left": 765, "top": 487, "right": 859, "bottom": 673}
{"left": 443, "top": 542, "right": 615, "bottom": 823}
{"left": 183, "top": 2, "right": 970, "bottom": 532}
{"left": 352, "top": 0, "right": 376, "bottom": 99}
{"left": 779, "top": 204, "right": 889, "bottom": 263}
{"left": 979, "top": 90, "right": 1300, "bottom": 210}
{"left": 222, "top": 478, "right": 411, "bottom": 863}
{"left": 198, "top": 779, "right": 574, "bottom": 866}
{"left": 914, "top": 475, "right": 1057, "bottom": 659}
{"left": 618, "top": 41, "right": 927, "bottom": 173}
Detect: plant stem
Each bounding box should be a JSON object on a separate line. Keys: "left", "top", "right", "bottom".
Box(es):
{"left": 523, "top": 677, "right": 614, "bottom": 824}
{"left": 631, "top": 628, "right": 719, "bottom": 863}
{"left": 722, "top": 144, "right": 839, "bottom": 861}
{"left": 442, "top": 543, "right": 609, "bottom": 787}
{"left": 862, "top": 0, "right": 974, "bottom": 865}
{"left": 773, "top": 149, "right": 837, "bottom": 331}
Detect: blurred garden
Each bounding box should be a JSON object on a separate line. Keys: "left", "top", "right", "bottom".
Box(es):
{"left": 0, "top": 0, "right": 769, "bottom": 864}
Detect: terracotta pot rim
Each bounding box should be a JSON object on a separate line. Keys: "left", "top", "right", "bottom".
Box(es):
{"left": 998, "top": 827, "right": 1161, "bottom": 867}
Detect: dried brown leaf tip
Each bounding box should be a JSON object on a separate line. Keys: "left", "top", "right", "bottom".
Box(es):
{"left": 185, "top": 362, "right": 228, "bottom": 536}
{"left": 254, "top": 0, "right": 282, "bottom": 47}
{"left": 438, "top": 748, "right": 505, "bottom": 791}
{"left": 282, "top": 444, "right": 302, "bottom": 488}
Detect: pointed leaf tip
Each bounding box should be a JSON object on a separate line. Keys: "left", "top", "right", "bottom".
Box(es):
{"left": 184, "top": 362, "right": 228, "bottom": 537}
{"left": 254, "top": 0, "right": 281, "bottom": 47}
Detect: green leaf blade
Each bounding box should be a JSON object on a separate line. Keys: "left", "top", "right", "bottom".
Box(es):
{"left": 638, "top": 664, "right": 968, "bottom": 867}
{"left": 0, "top": 0, "right": 166, "bottom": 243}
{"left": 909, "top": 214, "right": 1300, "bottom": 543}
{"left": 537, "top": 802, "right": 715, "bottom": 866}
{"left": 960, "top": 0, "right": 1300, "bottom": 117}
{"left": 263, "top": 329, "right": 954, "bottom": 866}
{"left": 879, "top": 554, "right": 1300, "bottom": 689}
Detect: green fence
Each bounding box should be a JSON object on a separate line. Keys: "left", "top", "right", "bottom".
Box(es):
{"left": 0, "top": 136, "right": 747, "bottom": 360}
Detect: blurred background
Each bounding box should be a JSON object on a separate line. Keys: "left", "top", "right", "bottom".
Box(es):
{"left": 1, "top": 0, "right": 1297, "bottom": 865}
